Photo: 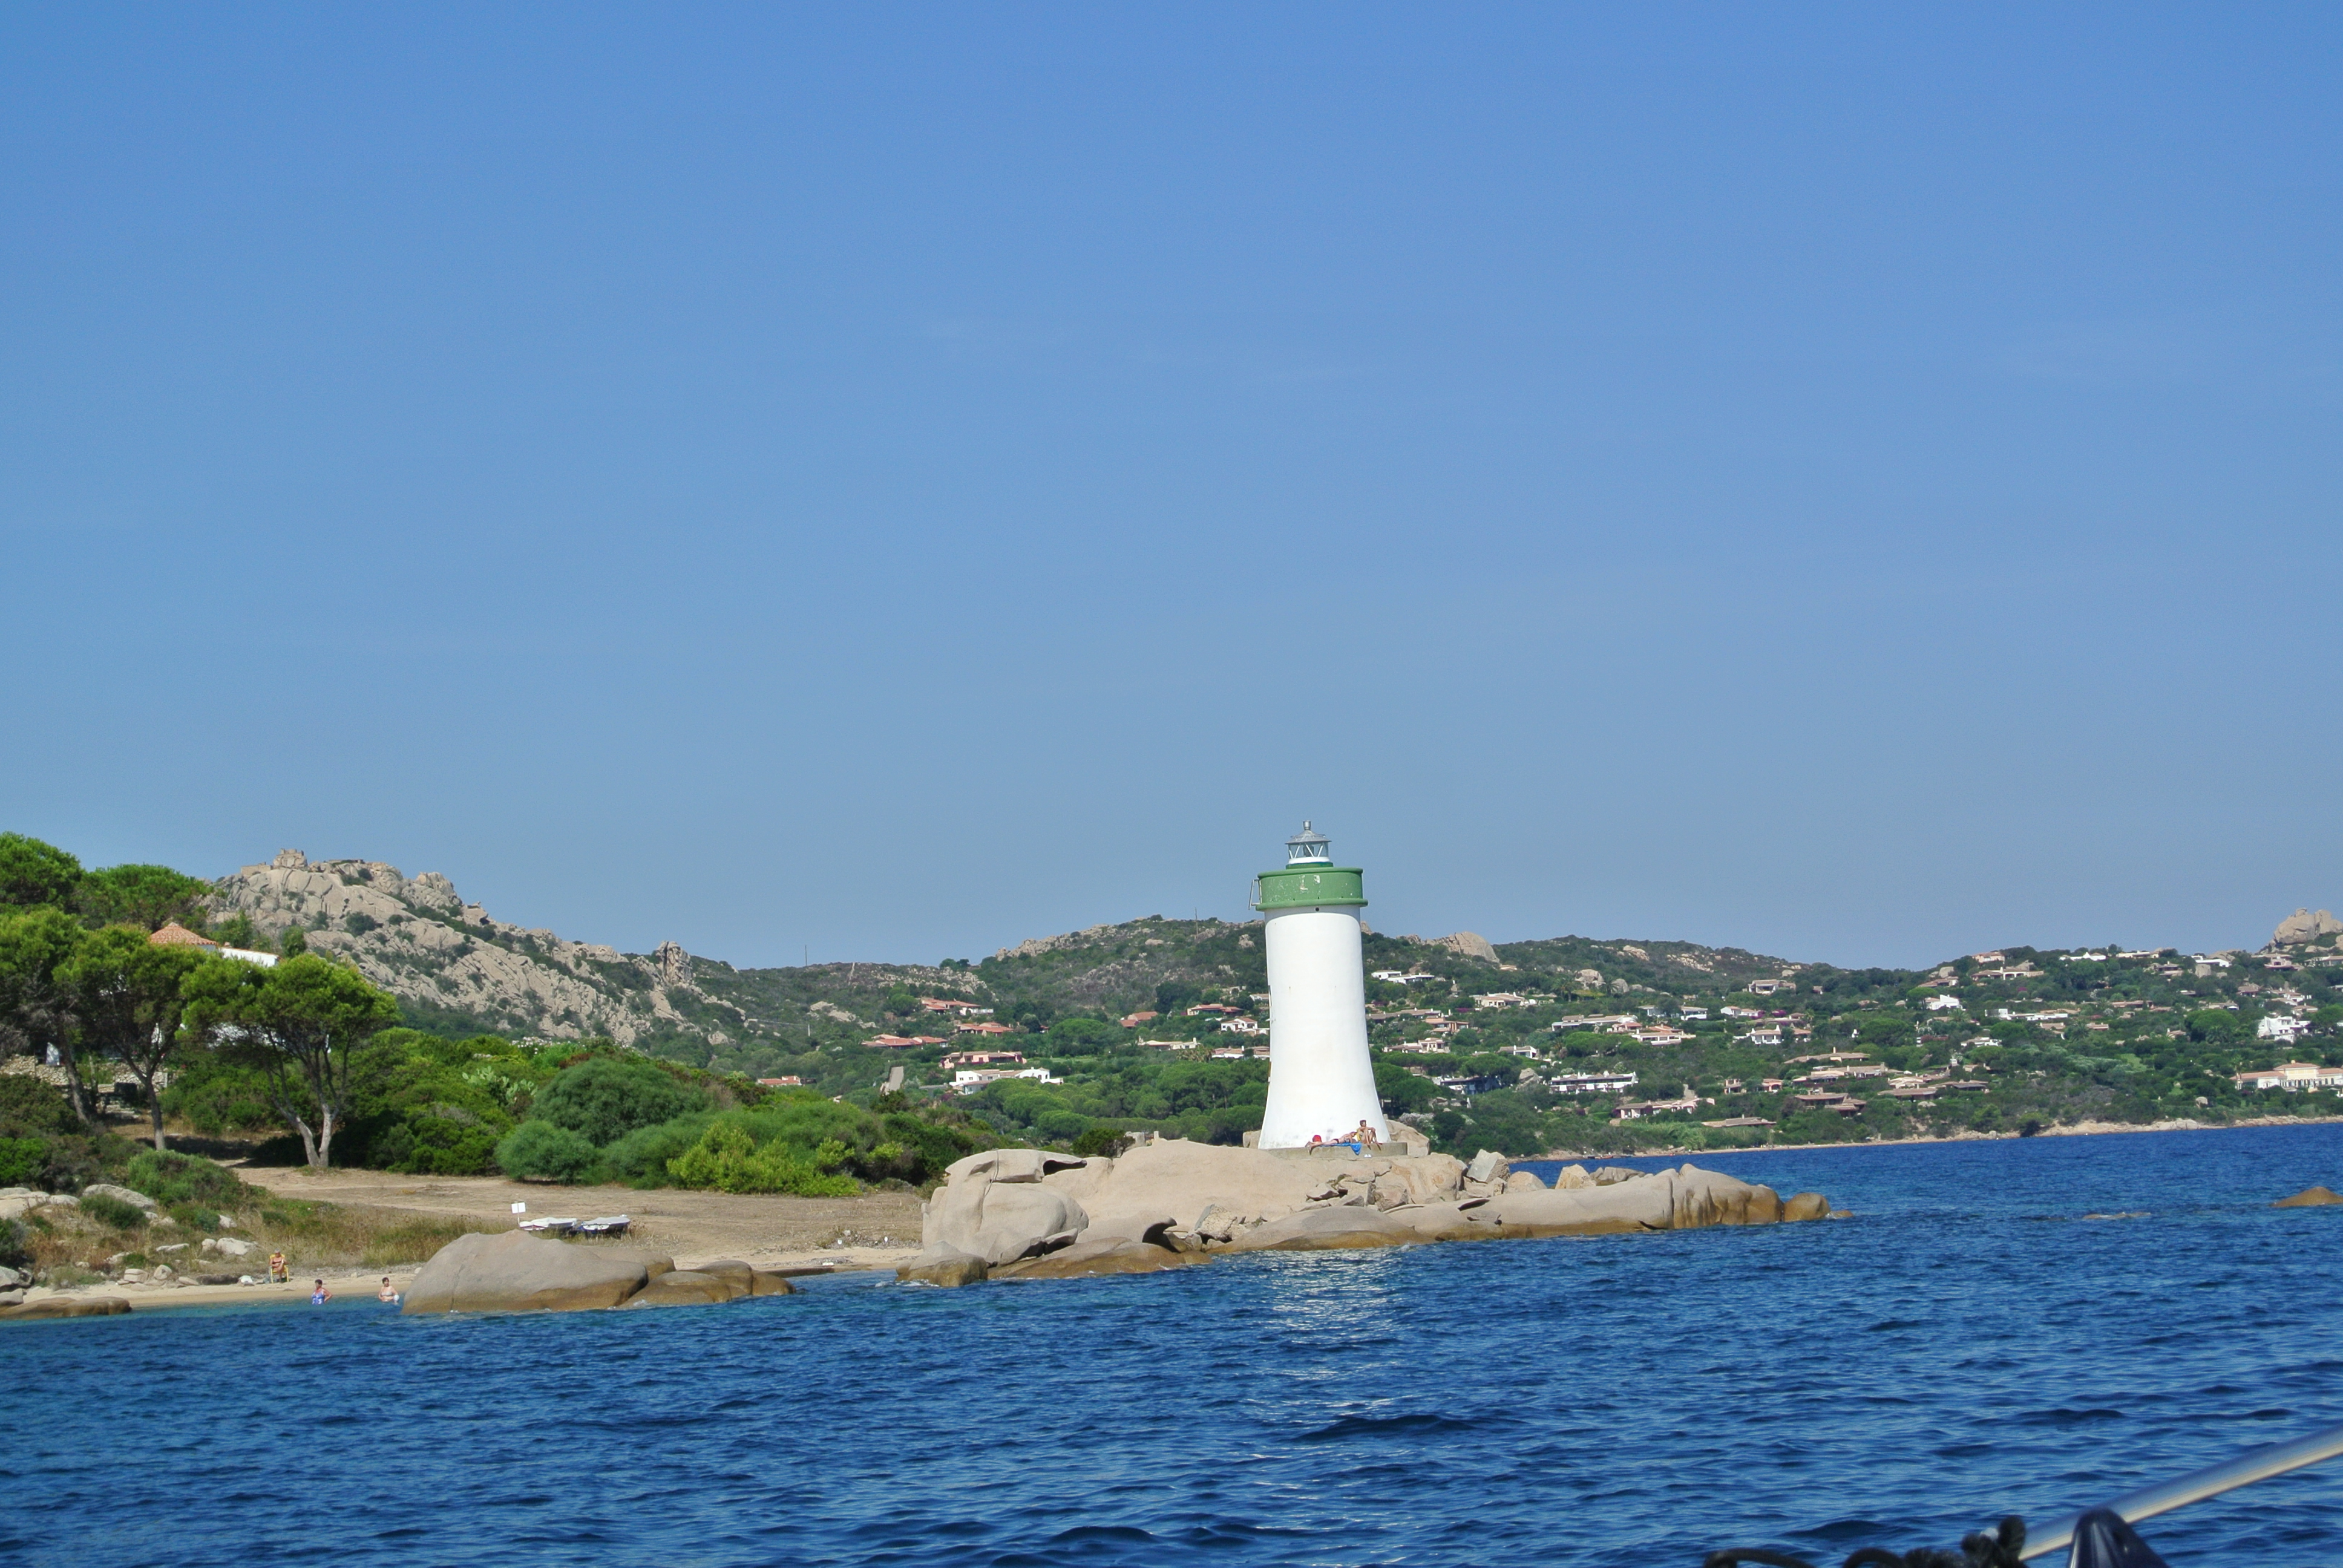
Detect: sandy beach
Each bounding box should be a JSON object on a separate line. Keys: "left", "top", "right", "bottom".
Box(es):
{"left": 8, "top": 1169, "right": 927, "bottom": 1314}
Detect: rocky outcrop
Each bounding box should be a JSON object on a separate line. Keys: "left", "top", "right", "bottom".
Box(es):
{"left": 206, "top": 851, "right": 696, "bottom": 1047}
{"left": 1438, "top": 932, "right": 1500, "bottom": 964}
{"left": 897, "top": 1250, "right": 989, "bottom": 1287}
{"left": 912, "top": 1141, "right": 1832, "bottom": 1286}
{"left": 402, "top": 1232, "right": 796, "bottom": 1312}
{"left": 402, "top": 1231, "right": 672, "bottom": 1313}
{"left": 0, "top": 1187, "right": 79, "bottom": 1224}
{"left": 923, "top": 1150, "right": 1092, "bottom": 1264}
{"left": 620, "top": 1270, "right": 738, "bottom": 1308}
{"left": 992, "top": 1238, "right": 1207, "bottom": 1279}
{"left": 2274, "top": 909, "right": 2343, "bottom": 946}
{"left": 2273, "top": 1185, "right": 2343, "bottom": 1207}
{"left": 1, "top": 1296, "right": 131, "bottom": 1321}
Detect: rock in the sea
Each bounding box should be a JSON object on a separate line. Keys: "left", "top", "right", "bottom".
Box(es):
{"left": 993, "top": 1238, "right": 1208, "bottom": 1279}
{"left": 2273, "top": 1185, "right": 2343, "bottom": 1207}
{"left": 1225, "top": 1205, "right": 1423, "bottom": 1252}
{"left": 618, "top": 1269, "right": 736, "bottom": 1308}
{"left": 1, "top": 1296, "right": 132, "bottom": 1321}
{"left": 1455, "top": 1165, "right": 1806, "bottom": 1237}
{"left": 1781, "top": 1191, "right": 1830, "bottom": 1222}
{"left": 690, "top": 1259, "right": 756, "bottom": 1300}
{"left": 897, "top": 1250, "right": 990, "bottom": 1287}
{"left": 401, "top": 1231, "right": 672, "bottom": 1315}
{"left": 1466, "top": 1149, "right": 1511, "bottom": 1184}
{"left": 925, "top": 1156, "right": 1091, "bottom": 1264}
{"left": 1504, "top": 1170, "right": 1547, "bottom": 1192}
{"left": 749, "top": 1269, "right": 800, "bottom": 1296}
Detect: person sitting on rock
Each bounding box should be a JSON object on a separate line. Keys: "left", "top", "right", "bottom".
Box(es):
{"left": 1352, "top": 1120, "right": 1378, "bottom": 1152}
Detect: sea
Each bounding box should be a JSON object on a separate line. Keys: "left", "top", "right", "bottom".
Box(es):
{"left": 8, "top": 1123, "right": 2343, "bottom": 1568}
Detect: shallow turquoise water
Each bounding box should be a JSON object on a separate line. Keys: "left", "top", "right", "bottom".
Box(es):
{"left": 8, "top": 1124, "right": 2342, "bottom": 1567}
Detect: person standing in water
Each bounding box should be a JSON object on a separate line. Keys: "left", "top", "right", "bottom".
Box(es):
{"left": 310, "top": 1278, "right": 330, "bottom": 1304}
{"left": 376, "top": 1276, "right": 399, "bottom": 1304}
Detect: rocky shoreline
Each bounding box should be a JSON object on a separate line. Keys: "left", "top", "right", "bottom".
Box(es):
{"left": 894, "top": 1138, "right": 1838, "bottom": 1287}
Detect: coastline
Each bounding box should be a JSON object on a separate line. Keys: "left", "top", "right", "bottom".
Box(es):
{"left": 1539, "top": 1111, "right": 2343, "bottom": 1161}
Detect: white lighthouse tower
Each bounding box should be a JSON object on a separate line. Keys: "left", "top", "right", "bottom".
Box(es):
{"left": 1253, "top": 823, "right": 1389, "bottom": 1149}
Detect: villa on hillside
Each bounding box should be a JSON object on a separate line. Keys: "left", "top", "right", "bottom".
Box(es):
{"left": 149, "top": 921, "right": 279, "bottom": 967}
{"left": 2235, "top": 1061, "right": 2343, "bottom": 1091}
{"left": 941, "top": 1048, "right": 1023, "bottom": 1069}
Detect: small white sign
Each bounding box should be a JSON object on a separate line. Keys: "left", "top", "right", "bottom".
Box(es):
{"left": 511, "top": 1201, "right": 526, "bottom": 1214}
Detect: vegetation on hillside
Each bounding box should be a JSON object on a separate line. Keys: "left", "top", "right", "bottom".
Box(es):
{"left": 7, "top": 829, "right": 2341, "bottom": 1171}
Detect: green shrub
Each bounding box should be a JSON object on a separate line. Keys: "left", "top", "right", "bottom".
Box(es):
{"left": 159, "top": 1055, "right": 284, "bottom": 1137}
{"left": 494, "top": 1120, "right": 599, "bottom": 1183}
{"left": 600, "top": 1114, "right": 713, "bottom": 1184}
{"left": 666, "top": 1122, "right": 857, "bottom": 1196}
{"left": 31, "top": 1134, "right": 106, "bottom": 1194}
{"left": 122, "top": 1150, "right": 246, "bottom": 1210}
{"left": 528, "top": 1057, "right": 704, "bottom": 1148}
{"left": 1070, "top": 1125, "right": 1130, "bottom": 1158}
{"left": 81, "top": 1192, "right": 148, "bottom": 1230}
{"left": 0, "top": 1075, "right": 75, "bottom": 1137}
{"left": 0, "top": 1217, "right": 26, "bottom": 1269}
{"left": 165, "top": 1201, "right": 221, "bottom": 1232}
{"left": 0, "top": 1135, "right": 44, "bottom": 1187}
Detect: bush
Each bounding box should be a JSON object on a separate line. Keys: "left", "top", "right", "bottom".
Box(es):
{"left": 30, "top": 1133, "right": 106, "bottom": 1194}
{"left": 666, "top": 1121, "right": 857, "bottom": 1196}
{"left": 1070, "top": 1125, "right": 1131, "bottom": 1158}
{"left": 159, "top": 1056, "right": 284, "bottom": 1137}
{"left": 600, "top": 1114, "right": 713, "bottom": 1184}
{"left": 81, "top": 1192, "right": 148, "bottom": 1230}
{"left": 495, "top": 1120, "right": 600, "bottom": 1183}
{"left": 122, "top": 1150, "right": 246, "bottom": 1210}
{"left": 0, "top": 1217, "right": 25, "bottom": 1270}
{"left": 528, "top": 1057, "right": 704, "bottom": 1148}
{"left": 0, "top": 1135, "right": 44, "bottom": 1187}
{"left": 0, "top": 1074, "right": 76, "bottom": 1137}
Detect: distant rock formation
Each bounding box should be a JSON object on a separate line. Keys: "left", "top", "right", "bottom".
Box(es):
{"left": 207, "top": 851, "right": 678, "bottom": 1046}
{"left": 1438, "top": 932, "right": 1499, "bottom": 963}
{"left": 2273, "top": 909, "right": 2342, "bottom": 947}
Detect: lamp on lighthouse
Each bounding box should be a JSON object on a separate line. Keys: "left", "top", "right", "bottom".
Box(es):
{"left": 1284, "top": 822, "right": 1332, "bottom": 866}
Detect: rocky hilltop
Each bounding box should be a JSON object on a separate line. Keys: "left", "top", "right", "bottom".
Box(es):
{"left": 208, "top": 851, "right": 705, "bottom": 1048}
{"left": 205, "top": 849, "right": 974, "bottom": 1057}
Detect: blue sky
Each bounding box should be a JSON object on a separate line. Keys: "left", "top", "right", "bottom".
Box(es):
{"left": 4, "top": 6, "right": 2338, "bottom": 970}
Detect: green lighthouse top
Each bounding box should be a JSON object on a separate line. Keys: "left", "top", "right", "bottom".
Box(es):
{"left": 1251, "top": 820, "right": 1367, "bottom": 911}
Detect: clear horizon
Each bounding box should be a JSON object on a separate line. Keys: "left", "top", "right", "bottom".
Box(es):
{"left": 5, "top": 8, "right": 2337, "bottom": 970}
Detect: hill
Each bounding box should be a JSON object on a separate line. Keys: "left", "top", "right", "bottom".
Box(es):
{"left": 89, "top": 844, "right": 2343, "bottom": 1154}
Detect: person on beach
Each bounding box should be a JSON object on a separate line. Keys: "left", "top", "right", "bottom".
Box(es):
{"left": 1353, "top": 1120, "right": 1378, "bottom": 1152}
{"left": 377, "top": 1276, "right": 399, "bottom": 1304}
{"left": 310, "top": 1278, "right": 330, "bottom": 1304}
{"left": 268, "top": 1251, "right": 288, "bottom": 1284}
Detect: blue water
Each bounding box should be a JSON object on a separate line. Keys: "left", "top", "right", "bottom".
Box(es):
{"left": 9, "top": 1125, "right": 2343, "bottom": 1568}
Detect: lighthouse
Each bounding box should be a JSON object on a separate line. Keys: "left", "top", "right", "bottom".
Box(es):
{"left": 1253, "top": 822, "right": 1389, "bottom": 1149}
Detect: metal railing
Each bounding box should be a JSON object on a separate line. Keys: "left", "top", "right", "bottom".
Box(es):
{"left": 2019, "top": 1419, "right": 2343, "bottom": 1560}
